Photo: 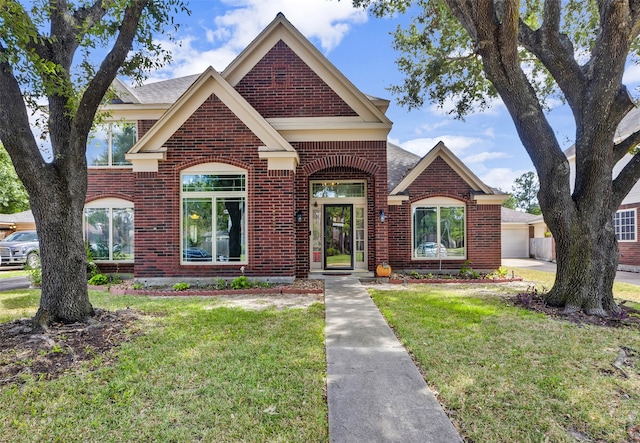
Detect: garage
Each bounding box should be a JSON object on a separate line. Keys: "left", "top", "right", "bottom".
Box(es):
{"left": 501, "top": 224, "right": 530, "bottom": 258}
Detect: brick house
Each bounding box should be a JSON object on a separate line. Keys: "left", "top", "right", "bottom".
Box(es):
{"left": 86, "top": 14, "right": 504, "bottom": 283}
{"left": 566, "top": 106, "right": 640, "bottom": 272}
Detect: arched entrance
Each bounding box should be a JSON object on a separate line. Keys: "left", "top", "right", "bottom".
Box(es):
{"left": 309, "top": 181, "right": 367, "bottom": 272}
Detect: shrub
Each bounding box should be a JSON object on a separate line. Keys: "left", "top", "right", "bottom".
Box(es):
{"left": 131, "top": 282, "right": 144, "bottom": 290}
{"left": 230, "top": 275, "right": 252, "bottom": 290}
{"left": 173, "top": 282, "right": 190, "bottom": 291}
{"left": 25, "top": 262, "right": 42, "bottom": 287}
{"left": 88, "top": 273, "right": 109, "bottom": 286}
{"left": 215, "top": 278, "right": 227, "bottom": 290}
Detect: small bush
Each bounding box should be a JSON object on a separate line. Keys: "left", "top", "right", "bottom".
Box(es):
{"left": 231, "top": 275, "right": 252, "bottom": 290}
{"left": 131, "top": 282, "right": 144, "bottom": 290}
{"left": 215, "top": 278, "right": 227, "bottom": 290}
{"left": 25, "top": 262, "right": 42, "bottom": 287}
{"left": 488, "top": 266, "right": 510, "bottom": 279}
{"left": 88, "top": 273, "right": 109, "bottom": 286}
{"left": 173, "top": 282, "right": 191, "bottom": 291}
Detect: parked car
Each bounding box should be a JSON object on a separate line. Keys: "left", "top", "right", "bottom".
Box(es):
{"left": 416, "top": 242, "right": 447, "bottom": 258}
{"left": 183, "top": 247, "right": 212, "bottom": 262}
{"left": 0, "top": 230, "right": 40, "bottom": 268}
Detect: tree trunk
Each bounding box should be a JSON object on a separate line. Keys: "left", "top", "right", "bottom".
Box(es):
{"left": 31, "top": 170, "right": 94, "bottom": 327}
{"left": 543, "top": 197, "right": 620, "bottom": 317}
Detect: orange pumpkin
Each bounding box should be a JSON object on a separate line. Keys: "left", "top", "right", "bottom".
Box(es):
{"left": 376, "top": 263, "right": 392, "bottom": 277}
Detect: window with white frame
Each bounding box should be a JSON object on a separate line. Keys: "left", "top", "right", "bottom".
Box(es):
{"left": 181, "top": 164, "right": 247, "bottom": 264}
{"left": 84, "top": 198, "right": 134, "bottom": 261}
{"left": 615, "top": 209, "right": 636, "bottom": 242}
{"left": 412, "top": 197, "right": 466, "bottom": 259}
{"left": 87, "top": 122, "right": 136, "bottom": 167}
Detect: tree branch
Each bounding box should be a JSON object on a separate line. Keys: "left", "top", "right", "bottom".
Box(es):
{"left": 73, "top": 0, "right": 149, "bottom": 139}
{"left": 613, "top": 150, "right": 640, "bottom": 206}
{"left": 613, "top": 127, "right": 640, "bottom": 163}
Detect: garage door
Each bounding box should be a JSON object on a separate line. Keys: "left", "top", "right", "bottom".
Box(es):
{"left": 501, "top": 226, "right": 529, "bottom": 258}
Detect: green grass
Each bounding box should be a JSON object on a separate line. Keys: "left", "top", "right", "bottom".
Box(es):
{"left": 369, "top": 282, "right": 640, "bottom": 442}
{"left": 0, "top": 269, "right": 28, "bottom": 279}
{"left": 0, "top": 290, "right": 328, "bottom": 442}
{"left": 506, "top": 266, "right": 640, "bottom": 304}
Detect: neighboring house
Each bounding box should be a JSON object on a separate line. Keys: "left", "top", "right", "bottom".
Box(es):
{"left": 500, "top": 207, "right": 553, "bottom": 260}
{"left": 0, "top": 210, "right": 36, "bottom": 239}
{"left": 566, "top": 106, "right": 640, "bottom": 272}
{"left": 86, "top": 14, "right": 505, "bottom": 282}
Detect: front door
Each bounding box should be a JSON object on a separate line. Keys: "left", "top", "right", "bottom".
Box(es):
{"left": 324, "top": 204, "right": 353, "bottom": 270}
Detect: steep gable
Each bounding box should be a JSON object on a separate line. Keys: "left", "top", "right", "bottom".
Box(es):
{"left": 235, "top": 40, "right": 358, "bottom": 118}
{"left": 390, "top": 142, "right": 506, "bottom": 204}
{"left": 125, "top": 67, "right": 297, "bottom": 172}
{"left": 222, "top": 13, "right": 391, "bottom": 142}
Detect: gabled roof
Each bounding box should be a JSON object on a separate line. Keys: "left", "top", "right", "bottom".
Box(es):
{"left": 222, "top": 13, "right": 391, "bottom": 126}
{"left": 387, "top": 142, "right": 420, "bottom": 193}
{"left": 390, "top": 141, "right": 497, "bottom": 196}
{"left": 126, "top": 66, "right": 296, "bottom": 166}
{"left": 501, "top": 207, "right": 543, "bottom": 224}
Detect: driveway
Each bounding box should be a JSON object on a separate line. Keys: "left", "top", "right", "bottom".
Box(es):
{"left": 503, "top": 258, "right": 640, "bottom": 287}
{"left": 0, "top": 269, "right": 30, "bottom": 292}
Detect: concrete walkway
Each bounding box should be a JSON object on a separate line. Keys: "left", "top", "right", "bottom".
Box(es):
{"left": 324, "top": 275, "right": 462, "bottom": 443}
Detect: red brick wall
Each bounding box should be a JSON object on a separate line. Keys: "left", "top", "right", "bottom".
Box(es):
{"left": 130, "top": 95, "right": 297, "bottom": 279}
{"left": 235, "top": 40, "right": 357, "bottom": 118}
{"left": 295, "top": 142, "right": 388, "bottom": 277}
{"left": 387, "top": 156, "right": 502, "bottom": 272}
{"left": 617, "top": 202, "right": 640, "bottom": 268}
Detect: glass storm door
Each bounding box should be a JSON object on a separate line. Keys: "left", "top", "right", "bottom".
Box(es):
{"left": 324, "top": 204, "right": 353, "bottom": 270}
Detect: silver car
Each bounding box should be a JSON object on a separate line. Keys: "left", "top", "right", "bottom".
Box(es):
{"left": 0, "top": 230, "right": 40, "bottom": 268}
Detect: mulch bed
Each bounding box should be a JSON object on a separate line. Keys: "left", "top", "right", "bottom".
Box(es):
{"left": 0, "top": 308, "right": 142, "bottom": 386}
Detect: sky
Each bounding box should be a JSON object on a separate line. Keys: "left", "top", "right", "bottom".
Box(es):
{"left": 129, "top": 0, "right": 640, "bottom": 192}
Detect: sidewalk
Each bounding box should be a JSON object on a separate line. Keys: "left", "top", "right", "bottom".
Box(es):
{"left": 502, "top": 258, "right": 640, "bottom": 286}
{"left": 324, "top": 275, "right": 462, "bottom": 443}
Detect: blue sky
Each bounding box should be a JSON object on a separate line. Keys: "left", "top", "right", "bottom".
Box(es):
{"left": 136, "top": 0, "right": 640, "bottom": 191}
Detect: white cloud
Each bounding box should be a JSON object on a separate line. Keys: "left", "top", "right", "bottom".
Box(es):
{"left": 482, "top": 127, "right": 495, "bottom": 138}
{"left": 414, "top": 119, "right": 451, "bottom": 135}
{"left": 428, "top": 95, "right": 505, "bottom": 118}
{"left": 463, "top": 151, "right": 510, "bottom": 164}
{"left": 209, "top": 1, "right": 366, "bottom": 52}
{"left": 479, "top": 167, "right": 529, "bottom": 192}
{"left": 148, "top": 1, "right": 366, "bottom": 80}
{"left": 400, "top": 135, "right": 483, "bottom": 157}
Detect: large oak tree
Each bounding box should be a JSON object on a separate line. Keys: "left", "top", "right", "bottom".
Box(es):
{"left": 0, "top": 0, "right": 186, "bottom": 325}
{"left": 354, "top": 0, "right": 640, "bottom": 317}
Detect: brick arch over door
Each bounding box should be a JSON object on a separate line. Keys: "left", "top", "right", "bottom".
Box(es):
{"left": 295, "top": 156, "right": 387, "bottom": 278}
{"left": 301, "top": 155, "right": 380, "bottom": 177}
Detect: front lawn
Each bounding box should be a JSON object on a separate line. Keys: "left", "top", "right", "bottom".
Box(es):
{"left": 0, "top": 290, "right": 327, "bottom": 442}
{"left": 369, "top": 281, "right": 640, "bottom": 442}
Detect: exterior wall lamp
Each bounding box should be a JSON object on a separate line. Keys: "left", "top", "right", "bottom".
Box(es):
{"left": 379, "top": 209, "right": 387, "bottom": 223}
{"left": 296, "top": 210, "right": 303, "bottom": 223}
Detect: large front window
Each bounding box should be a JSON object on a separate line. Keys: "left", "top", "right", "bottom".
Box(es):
{"left": 84, "top": 199, "right": 134, "bottom": 261}
{"left": 87, "top": 122, "right": 136, "bottom": 167}
{"left": 413, "top": 198, "right": 465, "bottom": 259}
{"left": 181, "top": 165, "right": 247, "bottom": 264}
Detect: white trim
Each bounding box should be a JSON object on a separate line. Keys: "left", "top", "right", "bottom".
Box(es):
{"left": 84, "top": 199, "right": 135, "bottom": 263}
{"left": 180, "top": 165, "right": 249, "bottom": 265}
{"left": 85, "top": 197, "right": 133, "bottom": 208}
{"left": 391, "top": 142, "right": 493, "bottom": 196}
{"left": 411, "top": 197, "right": 467, "bottom": 261}
{"left": 615, "top": 208, "right": 637, "bottom": 242}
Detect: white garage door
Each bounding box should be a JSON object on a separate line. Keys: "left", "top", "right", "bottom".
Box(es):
{"left": 501, "top": 225, "right": 529, "bottom": 258}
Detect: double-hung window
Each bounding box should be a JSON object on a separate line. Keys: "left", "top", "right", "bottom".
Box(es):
{"left": 84, "top": 198, "right": 134, "bottom": 261}
{"left": 87, "top": 122, "right": 136, "bottom": 167}
{"left": 412, "top": 197, "right": 466, "bottom": 259}
{"left": 615, "top": 209, "right": 636, "bottom": 242}
{"left": 181, "top": 164, "right": 247, "bottom": 264}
